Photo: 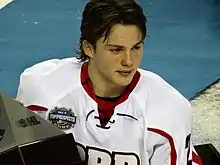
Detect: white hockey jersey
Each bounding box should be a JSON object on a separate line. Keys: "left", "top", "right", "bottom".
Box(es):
{"left": 16, "top": 57, "right": 202, "bottom": 165}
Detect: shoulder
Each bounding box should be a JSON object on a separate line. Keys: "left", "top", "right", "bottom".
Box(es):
{"left": 136, "top": 68, "right": 185, "bottom": 102}
{"left": 16, "top": 57, "right": 83, "bottom": 107}
{"left": 21, "top": 57, "right": 82, "bottom": 77}
{"left": 137, "top": 69, "right": 192, "bottom": 133}
{"left": 138, "top": 68, "right": 189, "bottom": 104}
{"left": 138, "top": 68, "right": 176, "bottom": 91}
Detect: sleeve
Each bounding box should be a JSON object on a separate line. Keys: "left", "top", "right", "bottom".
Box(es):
{"left": 148, "top": 131, "right": 202, "bottom": 165}
{"left": 147, "top": 99, "right": 202, "bottom": 165}
{"left": 15, "top": 59, "right": 64, "bottom": 118}
{"left": 16, "top": 71, "right": 50, "bottom": 118}
{"left": 16, "top": 58, "right": 79, "bottom": 119}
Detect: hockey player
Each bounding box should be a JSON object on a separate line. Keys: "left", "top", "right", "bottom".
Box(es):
{"left": 16, "top": 0, "right": 202, "bottom": 164}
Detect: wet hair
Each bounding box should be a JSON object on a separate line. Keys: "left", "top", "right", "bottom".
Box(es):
{"left": 76, "top": 0, "right": 147, "bottom": 62}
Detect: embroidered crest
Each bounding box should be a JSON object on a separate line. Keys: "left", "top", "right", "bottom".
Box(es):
{"left": 48, "top": 107, "right": 76, "bottom": 130}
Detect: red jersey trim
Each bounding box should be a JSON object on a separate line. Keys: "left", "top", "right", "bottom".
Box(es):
{"left": 148, "top": 128, "right": 177, "bottom": 165}
{"left": 80, "top": 61, "right": 141, "bottom": 106}
{"left": 26, "top": 105, "right": 48, "bottom": 111}
{"left": 192, "top": 151, "right": 203, "bottom": 165}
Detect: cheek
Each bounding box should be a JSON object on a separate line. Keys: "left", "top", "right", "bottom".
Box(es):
{"left": 94, "top": 52, "right": 117, "bottom": 70}
{"left": 101, "top": 51, "right": 120, "bottom": 64}
{"left": 132, "top": 51, "right": 143, "bottom": 65}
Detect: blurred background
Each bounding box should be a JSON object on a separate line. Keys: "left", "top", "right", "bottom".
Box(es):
{"left": 0, "top": 0, "right": 220, "bottom": 98}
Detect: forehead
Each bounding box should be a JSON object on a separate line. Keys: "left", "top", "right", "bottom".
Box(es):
{"left": 101, "top": 24, "right": 143, "bottom": 46}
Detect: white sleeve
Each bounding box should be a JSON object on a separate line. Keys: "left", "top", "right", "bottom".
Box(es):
{"left": 148, "top": 101, "right": 202, "bottom": 165}
{"left": 16, "top": 69, "right": 51, "bottom": 118}
{"left": 16, "top": 71, "right": 49, "bottom": 106}
{"left": 16, "top": 59, "right": 70, "bottom": 117}
{"left": 148, "top": 132, "right": 202, "bottom": 165}
{"left": 16, "top": 59, "right": 63, "bottom": 107}
{"left": 16, "top": 58, "right": 80, "bottom": 119}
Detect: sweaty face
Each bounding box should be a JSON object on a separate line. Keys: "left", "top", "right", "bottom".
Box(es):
{"left": 86, "top": 24, "right": 143, "bottom": 93}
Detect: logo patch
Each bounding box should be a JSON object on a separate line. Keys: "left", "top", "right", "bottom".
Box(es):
{"left": 48, "top": 107, "right": 76, "bottom": 130}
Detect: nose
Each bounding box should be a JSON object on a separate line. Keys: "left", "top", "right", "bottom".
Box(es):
{"left": 121, "top": 50, "right": 133, "bottom": 67}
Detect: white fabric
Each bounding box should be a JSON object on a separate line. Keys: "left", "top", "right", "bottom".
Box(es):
{"left": 16, "top": 57, "right": 201, "bottom": 165}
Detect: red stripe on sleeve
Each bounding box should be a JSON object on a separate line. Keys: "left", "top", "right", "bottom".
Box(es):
{"left": 192, "top": 151, "right": 203, "bottom": 165}
{"left": 148, "top": 128, "right": 177, "bottom": 165}
{"left": 26, "top": 105, "right": 48, "bottom": 111}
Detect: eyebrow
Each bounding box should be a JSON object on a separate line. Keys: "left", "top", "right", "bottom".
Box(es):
{"left": 106, "top": 40, "right": 143, "bottom": 48}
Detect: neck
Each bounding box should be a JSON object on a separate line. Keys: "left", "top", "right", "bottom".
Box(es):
{"left": 88, "top": 63, "right": 126, "bottom": 98}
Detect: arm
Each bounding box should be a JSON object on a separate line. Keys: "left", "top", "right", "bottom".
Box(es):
{"left": 16, "top": 58, "right": 77, "bottom": 119}
{"left": 148, "top": 128, "right": 202, "bottom": 165}
{"left": 15, "top": 60, "right": 60, "bottom": 117}
{"left": 16, "top": 71, "right": 49, "bottom": 118}
{"left": 147, "top": 99, "right": 202, "bottom": 165}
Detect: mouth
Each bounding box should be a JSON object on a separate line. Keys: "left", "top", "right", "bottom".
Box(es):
{"left": 117, "top": 70, "right": 133, "bottom": 76}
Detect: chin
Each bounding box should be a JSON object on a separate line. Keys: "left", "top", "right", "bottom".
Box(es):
{"left": 111, "top": 72, "right": 135, "bottom": 87}
{"left": 115, "top": 78, "right": 133, "bottom": 87}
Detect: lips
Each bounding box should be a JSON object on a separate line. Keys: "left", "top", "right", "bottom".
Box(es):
{"left": 117, "top": 70, "right": 133, "bottom": 76}
{"left": 117, "top": 69, "right": 133, "bottom": 73}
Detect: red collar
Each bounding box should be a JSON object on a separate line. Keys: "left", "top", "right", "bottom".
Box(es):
{"left": 80, "top": 62, "right": 140, "bottom": 105}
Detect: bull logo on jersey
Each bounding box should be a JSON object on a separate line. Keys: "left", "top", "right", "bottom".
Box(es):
{"left": 48, "top": 107, "right": 76, "bottom": 130}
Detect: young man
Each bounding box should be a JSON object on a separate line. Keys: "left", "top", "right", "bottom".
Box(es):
{"left": 16, "top": 0, "right": 202, "bottom": 164}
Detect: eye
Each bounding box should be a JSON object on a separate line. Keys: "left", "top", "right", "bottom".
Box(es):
{"left": 110, "top": 48, "right": 123, "bottom": 54}
{"left": 132, "top": 46, "right": 141, "bottom": 51}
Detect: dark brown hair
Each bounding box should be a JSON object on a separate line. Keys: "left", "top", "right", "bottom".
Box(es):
{"left": 76, "top": 0, "right": 147, "bottom": 61}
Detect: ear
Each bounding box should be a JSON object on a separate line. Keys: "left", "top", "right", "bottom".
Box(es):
{"left": 82, "top": 40, "right": 95, "bottom": 58}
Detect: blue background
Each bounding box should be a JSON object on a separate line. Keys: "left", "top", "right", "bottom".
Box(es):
{"left": 0, "top": 0, "right": 219, "bottom": 99}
